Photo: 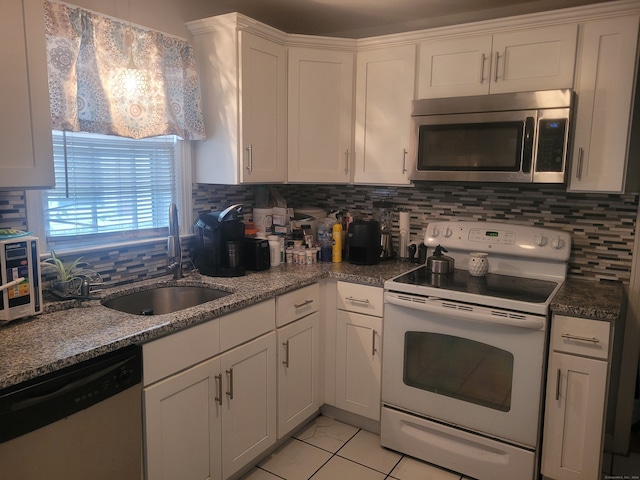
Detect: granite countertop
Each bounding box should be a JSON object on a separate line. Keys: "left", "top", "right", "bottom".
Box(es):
{"left": 0, "top": 261, "right": 625, "bottom": 391}
{"left": 550, "top": 278, "right": 624, "bottom": 322}
{"left": 0, "top": 260, "right": 412, "bottom": 390}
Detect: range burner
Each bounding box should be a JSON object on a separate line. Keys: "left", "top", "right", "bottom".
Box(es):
{"left": 392, "top": 266, "right": 558, "bottom": 304}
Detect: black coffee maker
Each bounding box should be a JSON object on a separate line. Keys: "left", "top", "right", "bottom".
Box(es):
{"left": 195, "top": 204, "right": 246, "bottom": 277}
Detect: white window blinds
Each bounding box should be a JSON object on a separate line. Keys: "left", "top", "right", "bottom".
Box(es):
{"left": 44, "top": 131, "right": 177, "bottom": 241}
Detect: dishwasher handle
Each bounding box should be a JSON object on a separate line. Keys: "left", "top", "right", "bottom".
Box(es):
{"left": 385, "top": 293, "right": 545, "bottom": 330}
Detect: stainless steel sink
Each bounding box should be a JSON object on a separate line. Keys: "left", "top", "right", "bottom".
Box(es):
{"left": 102, "top": 286, "right": 231, "bottom": 315}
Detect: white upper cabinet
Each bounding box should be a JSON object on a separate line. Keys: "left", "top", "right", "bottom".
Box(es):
{"left": 568, "top": 15, "right": 640, "bottom": 193}
{"left": 287, "top": 47, "right": 354, "bottom": 183}
{"left": 188, "top": 15, "right": 287, "bottom": 185}
{"left": 418, "top": 24, "right": 578, "bottom": 98}
{"left": 354, "top": 45, "right": 416, "bottom": 185}
{"left": 0, "top": 0, "right": 54, "bottom": 189}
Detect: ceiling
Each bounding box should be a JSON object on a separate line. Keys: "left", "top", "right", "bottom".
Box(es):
{"left": 206, "top": 0, "right": 616, "bottom": 38}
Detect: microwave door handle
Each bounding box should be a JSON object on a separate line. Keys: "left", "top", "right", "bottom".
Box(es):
{"left": 522, "top": 117, "right": 535, "bottom": 173}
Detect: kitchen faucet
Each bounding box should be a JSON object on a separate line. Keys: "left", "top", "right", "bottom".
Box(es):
{"left": 167, "top": 203, "right": 183, "bottom": 279}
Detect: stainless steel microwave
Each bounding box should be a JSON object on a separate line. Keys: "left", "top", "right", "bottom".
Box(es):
{"left": 408, "top": 89, "right": 573, "bottom": 183}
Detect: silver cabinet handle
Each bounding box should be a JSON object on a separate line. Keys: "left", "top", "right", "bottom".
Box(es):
{"left": 494, "top": 51, "right": 500, "bottom": 82}
{"left": 555, "top": 368, "right": 561, "bottom": 401}
{"left": 282, "top": 341, "right": 290, "bottom": 367}
{"left": 294, "top": 299, "right": 313, "bottom": 309}
{"left": 344, "top": 149, "right": 349, "bottom": 174}
{"left": 576, "top": 147, "right": 584, "bottom": 180}
{"left": 345, "top": 296, "right": 370, "bottom": 305}
{"left": 402, "top": 149, "right": 408, "bottom": 173}
{"left": 480, "top": 53, "right": 487, "bottom": 84}
{"left": 245, "top": 145, "right": 253, "bottom": 173}
{"left": 215, "top": 373, "right": 223, "bottom": 406}
{"left": 226, "top": 368, "right": 234, "bottom": 400}
{"left": 561, "top": 333, "right": 600, "bottom": 344}
{"left": 372, "top": 329, "right": 378, "bottom": 356}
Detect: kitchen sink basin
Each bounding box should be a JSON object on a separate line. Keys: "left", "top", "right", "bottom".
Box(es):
{"left": 102, "top": 286, "right": 231, "bottom": 315}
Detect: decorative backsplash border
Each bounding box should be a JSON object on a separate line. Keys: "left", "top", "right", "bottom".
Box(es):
{"left": 1, "top": 183, "right": 637, "bottom": 286}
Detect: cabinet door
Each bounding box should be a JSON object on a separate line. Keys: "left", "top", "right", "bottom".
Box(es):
{"left": 221, "top": 332, "right": 276, "bottom": 479}
{"left": 288, "top": 47, "right": 353, "bottom": 183}
{"left": 240, "top": 32, "right": 287, "bottom": 184}
{"left": 418, "top": 35, "right": 493, "bottom": 98}
{"left": 568, "top": 15, "right": 639, "bottom": 193}
{"left": 490, "top": 24, "right": 577, "bottom": 94}
{"left": 354, "top": 45, "right": 416, "bottom": 185}
{"left": 277, "top": 312, "right": 321, "bottom": 438}
{"left": 335, "top": 310, "right": 382, "bottom": 420}
{"left": 0, "top": 0, "right": 54, "bottom": 189}
{"left": 542, "top": 352, "right": 608, "bottom": 480}
{"left": 144, "top": 358, "right": 222, "bottom": 480}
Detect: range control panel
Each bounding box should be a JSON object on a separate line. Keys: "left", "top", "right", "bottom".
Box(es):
{"left": 424, "top": 221, "right": 571, "bottom": 261}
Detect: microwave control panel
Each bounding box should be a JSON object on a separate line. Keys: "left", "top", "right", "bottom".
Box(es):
{"left": 536, "top": 118, "right": 568, "bottom": 172}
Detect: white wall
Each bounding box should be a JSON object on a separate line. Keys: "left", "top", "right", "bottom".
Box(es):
{"left": 65, "top": 0, "right": 226, "bottom": 38}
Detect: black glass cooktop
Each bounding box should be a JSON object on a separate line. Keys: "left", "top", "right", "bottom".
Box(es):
{"left": 391, "top": 266, "right": 558, "bottom": 304}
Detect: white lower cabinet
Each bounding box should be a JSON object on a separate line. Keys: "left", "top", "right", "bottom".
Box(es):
{"left": 542, "top": 314, "right": 612, "bottom": 480}
{"left": 277, "top": 312, "right": 321, "bottom": 438}
{"left": 220, "top": 333, "right": 277, "bottom": 479}
{"left": 144, "top": 332, "right": 276, "bottom": 480}
{"left": 143, "top": 300, "right": 277, "bottom": 480}
{"left": 144, "top": 357, "right": 220, "bottom": 480}
{"left": 334, "top": 282, "right": 383, "bottom": 420}
{"left": 335, "top": 310, "right": 382, "bottom": 420}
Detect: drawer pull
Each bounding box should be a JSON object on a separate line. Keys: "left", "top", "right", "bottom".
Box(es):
{"left": 346, "top": 296, "right": 370, "bottom": 305}
{"left": 372, "top": 329, "right": 378, "bottom": 356}
{"left": 215, "top": 373, "right": 223, "bottom": 406}
{"left": 294, "top": 299, "right": 314, "bottom": 309}
{"left": 561, "top": 333, "right": 600, "bottom": 344}
{"left": 282, "top": 341, "right": 290, "bottom": 368}
{"left": 226, "top": 368, "right": 234, "bottom": 400}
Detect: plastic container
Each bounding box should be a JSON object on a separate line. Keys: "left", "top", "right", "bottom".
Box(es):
{"left": 268, "top": 235, "right": 280, "bottom": 267}
{"left": 332, "top": 223, "right": 343, "bottom": 263}
{"left": 317, "top": 218, "right": 335, "bottom": 262}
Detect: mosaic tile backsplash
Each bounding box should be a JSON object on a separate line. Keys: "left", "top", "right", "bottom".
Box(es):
{"left": 1, "top": 183, "right": 637, "bottom": 286}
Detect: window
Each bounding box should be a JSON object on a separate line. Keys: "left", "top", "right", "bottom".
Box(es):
{"left": 40, "top": 131, "right": 183, "bottom": 250}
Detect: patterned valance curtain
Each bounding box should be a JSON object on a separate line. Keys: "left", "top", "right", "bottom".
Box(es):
{"left": 44, "top": 0, "right": 205, "bottom": 140}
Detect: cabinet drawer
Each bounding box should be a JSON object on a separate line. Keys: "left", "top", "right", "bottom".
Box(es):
{"left": 551, "top": 314, "right": 610, "bottom": 360}
{"left": 143, "top": 318, "right": 220, "bottom": 386}
{"left": 337, "top": 281, "right": 383, "bottom": 317}
{"left": 220, "top": 298, "right": 276, "bottom": 352}
{"left": 276, "top": 283, "right": 320, "bottom": 327}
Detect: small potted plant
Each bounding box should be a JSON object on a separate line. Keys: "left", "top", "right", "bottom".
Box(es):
{"left": 41, "top": 251, "right": 103, "bottom": 296}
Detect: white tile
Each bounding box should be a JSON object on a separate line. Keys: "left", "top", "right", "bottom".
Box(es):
{"left": 240, "top": 467, "right": 283, "bottom": 479}
{"left": 310, "top": 455, "right": 387, "bottom": 480}
{"left": 390, "top": 456, "right": 461, "bottom": 480}
{"left": 612, "top": 451, "right": 640, "bottom": 476}
{"left": 337, "top": 429, "right": 402, "bottom": 474}
{"left": 259, "top": 438, "right": 332, "bottom": 480}
{"left": 294, "top": 415, "right": 359, "bottom": 453}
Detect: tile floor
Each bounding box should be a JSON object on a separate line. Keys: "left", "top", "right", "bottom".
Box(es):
{"left": 242, "top": 415, "right": 640, "bottom": 480}
{"left": 241, "top": 415, "right": 472, "bottom": 480}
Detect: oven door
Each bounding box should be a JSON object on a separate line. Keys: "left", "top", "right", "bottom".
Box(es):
{"left": 382, "top": 292, "right": 547, "bottom": 447}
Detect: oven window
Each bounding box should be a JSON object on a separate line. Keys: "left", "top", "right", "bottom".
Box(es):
{"left": 404, "top": 332, "right": 513, "bottom": 412}
{"left": 417, "top": 122, "right": 523, "bottom": 171}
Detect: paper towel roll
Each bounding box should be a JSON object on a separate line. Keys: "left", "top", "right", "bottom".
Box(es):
{"left": 399, "top": 211, "right": 410, "bottom": 259}
{"left": 399, "top": 211, "right": 410, "bottom": 235}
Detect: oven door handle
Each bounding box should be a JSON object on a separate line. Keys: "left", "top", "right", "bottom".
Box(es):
{"left": 385, "top": 294, "right": 545, "bottom": 330}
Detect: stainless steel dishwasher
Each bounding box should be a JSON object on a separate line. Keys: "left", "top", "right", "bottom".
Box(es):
{"left": 0, "top": 345, "right": 143, "bottom": 480}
